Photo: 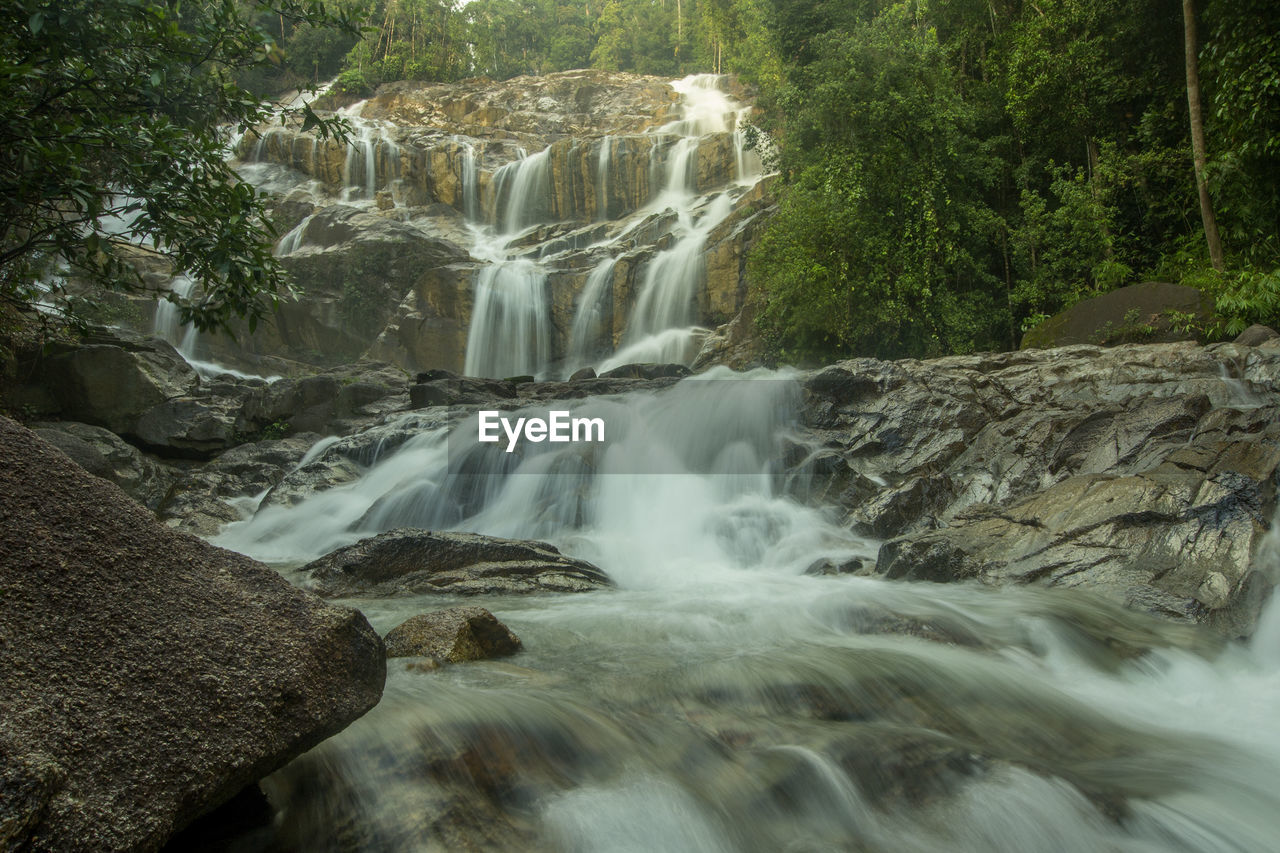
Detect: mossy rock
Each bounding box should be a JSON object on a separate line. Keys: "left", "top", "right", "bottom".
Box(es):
{"left": 1021, "top": 282, "right": 1217, "bottom": 349}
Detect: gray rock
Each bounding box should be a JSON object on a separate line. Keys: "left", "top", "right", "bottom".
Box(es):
{"left": 1235, "top": 324, "right": 1279, "bottom": 347}
{"left": 157, "top": 434, "right": 322, "bottom": 535}
{"left": 40, "top": 335, "right": 198, "bottom": 434}
{"left": 598, "top": 362, "right": 692, "bottom": 380}
{"left": 799, "top": 342, "right": 1280, "bottom": 636}
{"left": 29, "top": 421, "right": 174, "bottom": 510}
{"left": 302, "top": 528, "right": 612, "bottom": 597}
{"left": 384, "top": 607, "right": 523, "bottom": 662}
{"left": 0, "top": 416, "right": 385, "bottom": 852}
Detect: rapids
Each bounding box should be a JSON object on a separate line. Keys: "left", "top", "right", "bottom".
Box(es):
{"left": 213, "top": 366, "right": 1280, "bottom": 852}
{"left": 203, "top": 73, "right": 1280, "bottom": 851}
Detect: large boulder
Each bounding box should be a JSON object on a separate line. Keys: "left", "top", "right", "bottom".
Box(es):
{"left": 0, "top": 416, "right": 385, "bottom": 852}
{"left": 302, "top": 528, "right": 612, "bottom": 597}
{"left": 37, "top": 335, "right": 199, "bottom": 434}
{"left": 29, "top": 420, "right": 175, "bottom": 510}
{"left": 1020, "top": 282, "right": 1216, "bottom": 349}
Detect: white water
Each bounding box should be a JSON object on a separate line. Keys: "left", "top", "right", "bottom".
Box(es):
{"left": 567, "top": 256, "right": 618, "bottom": 372}
{"left": 459, "top": 138, "right": 480, "bottom": 222}
{"left": 463, "top": 74, "right": 762, "bottom": 381}
{"left": 339, "top": 106, "right": 401, "bottom": 203}
{"left": 152, "top": 275, "right": 282, "bottom": 382}
{"left": 596, "top": 136, "right": 612, "bottom": 220}
{"left": 463, "top": 258, "right": 553, "bottom": 380}
{"left": 213, "top": 369, "right": 1280, "bottom": 851}
{"left": 490, "top": 147, "right": 554, "bottom": 233}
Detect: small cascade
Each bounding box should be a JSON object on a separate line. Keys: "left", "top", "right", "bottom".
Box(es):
{"left": 463, "top": 259, "right": 552, "bottom": 379}
{"left": 567, "top": 256, "right": 619, "bottom": 372}
{"left": 340, "top": 109, "right": 401, "bottom": 203}
{"left": 625, "top": 193, "right": 733, "bottom": 345}
{"left": 663, "top": 136, "right": 700, "bottom": 198}
{"left": 152, "top": 275, "right": 199, "bottom": 359}
{"left": 458, "top": 140, "right": 480, "bottom": 222}
{"left": 490, "top": 147, "right": 553, "bottom": 233}
{"left": 274, "top": 214, "right": 314, "bottom": 257}
{"left": 732, "top": 106, "right": 763, "bottom": 184}
{"left": 596, "top": 136, "right": 612, "bottom": 220}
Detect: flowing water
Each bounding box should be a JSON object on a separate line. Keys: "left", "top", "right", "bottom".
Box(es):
{"left": 462, "top": 74, "right": 763, "bottom": 380}
{"left": 210, "top": 77, "right": 1280, "bottom": 849}
{"left": 213, "top": 368, "right": 1280, "bottom": 852}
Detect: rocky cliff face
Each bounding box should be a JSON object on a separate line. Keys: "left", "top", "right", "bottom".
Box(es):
{"left": 211, "top": 70, "right": 770, "bottom": 378}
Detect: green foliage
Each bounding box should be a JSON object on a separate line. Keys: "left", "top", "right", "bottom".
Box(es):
{"left": 0, "top": 0, "right": 360, "bottom": 335}
{"left": 749, "top": 0, "right": 1280, "bottom": 361}
{"left": 753, "top": 5, "right": 1008, "bottom": 360}
{"left": 334, "top": 67, "right": 374, "bottom": 97}
{"left": 1213, "top": 268, "right": 1280, "bottom": 336}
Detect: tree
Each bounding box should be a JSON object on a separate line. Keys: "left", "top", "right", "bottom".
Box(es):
{"left": 751, "top": 6, "right": 1006, "bottom": 360}
{"left": 1182, "top": 0, "right": 1224, "bottom": 270}
{"left": 0, "top": 0, "right": 359, "bottom": 334}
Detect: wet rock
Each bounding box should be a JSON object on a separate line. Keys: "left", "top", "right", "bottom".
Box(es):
{"left": 409, "top": 374, "right": 519, "bottom": 407}
{"left": 598, "top": 362, "right": 692, "bottom": 380}
{"left": 800, "top": 342, "right": 1280, "bottom": 636}
{"left": 302, "top": 528, "right": 612, "bottom": 597}
{"left": 30, "top": 420, "right": 174, "bottom": 510}
{"left": 157, "top": 435, "right": 321, "bottom": 535}
{"left": 240, "top": 361, "right": 411, "bottom": 436}
{"left": 1235, "top": 324, "right": 1279, "bottom": 347}
{"left": 37, "top": 334, "right": 198, "bottom": 434}
{"left": 568, "top": 366, "right": 597, "bottom": 381}
{"left": 0, "top": 416, "right": 384, "bottom": 852}
{"left": 384, "top": 607, "right": 523, "bottom": 662}
{"left": 876, "top": 435, "right": 1280, "bottom": 636}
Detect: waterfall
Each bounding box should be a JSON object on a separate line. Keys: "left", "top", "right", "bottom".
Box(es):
{"left": 215, "top": 365, "right": 1280, "bottom": 852}
{"left": 463, "top": 259, "right": 552, "bottom": 380}
{"left": 733, "top": 106, "right": 763, "bottom": 184}
{"left": 596, "top": 136, "right": 612, "bottom": 220}
{"left": 153, "top": 275, "right": 200, "bottom": 359}
{"left": 340, "top": 114, "right": 400, "bottom": 203}
{"left": 567, "top": 256, "right": 619, "bottom": 372}
{"left": 458, "top": 140, "right": 479, "bottom": 222}
{"left": 625, "top": 193, "right": 733, "bottom": 346}
{"left": 274, "top": 214, "right": 314, "bottom": 257}
{"left": 490, "top": 147, "right": 553, "bottom": 233}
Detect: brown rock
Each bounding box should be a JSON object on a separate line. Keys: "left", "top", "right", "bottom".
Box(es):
{"left": 384, "top": 607, "right": 522, "bottom": 662}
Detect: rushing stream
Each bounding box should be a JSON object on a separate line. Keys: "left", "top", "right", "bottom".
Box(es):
{"left": 212, "top": 368, "right": 1280, "bottom": 852}
{"left": 185, "top": 73, "right": 1280, "bottom": 851}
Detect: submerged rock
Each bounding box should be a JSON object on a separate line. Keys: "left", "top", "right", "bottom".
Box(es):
{"left": 302, "top": 528, "right": 612, "bottom": 597}
{"left": 0, "top": 415, "right": 385, "bottom": 852}
{"left": 384, "top": 607, "right": 523, "bottom": 662}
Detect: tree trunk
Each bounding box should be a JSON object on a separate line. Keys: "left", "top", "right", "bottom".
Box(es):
{"left": 1183, "top": 0, "right": 1225, "bottom": 271}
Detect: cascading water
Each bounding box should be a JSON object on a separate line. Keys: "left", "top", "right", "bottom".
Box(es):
{"left": 490, "top": 147, "right": 554, "bottom": 234}
{"left": 626, "top": 193, "right": 732, "bottom": 343}
{"left": 458, "top": 139, "right": 480, "bottom": 223}
{"left": 214, "top": 369, "right": 1280, "bottom": 852}
{"left": 152, "top": 275, "right": 199, "bottom": 359}
{"left": 339, "top": 109, "right": 401, "bottom": 203}
{"left": 596, "top": 136, "right": 612, "bottom": 220}
{"left": 463, "top": 258, "right": 553, "bottom": 380}
{"left": 567, "top": 256, "right": 618, "bottom": 372}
